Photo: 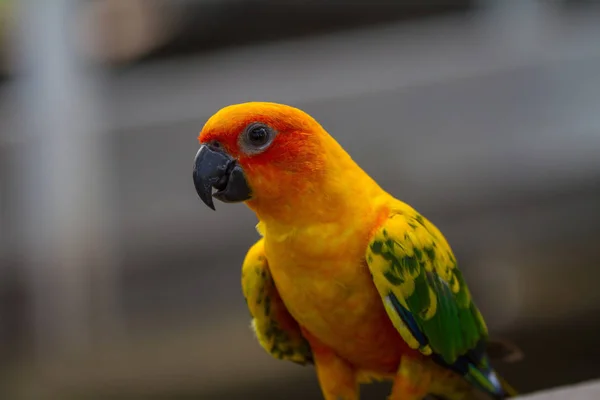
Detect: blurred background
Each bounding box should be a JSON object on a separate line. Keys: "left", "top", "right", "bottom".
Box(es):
{"left": 1, "top": 0, "right": 600, "bottom": 398}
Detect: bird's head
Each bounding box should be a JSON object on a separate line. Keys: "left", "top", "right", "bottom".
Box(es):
{"left": 193, "top": 102, "right": 346, "bottom": 219}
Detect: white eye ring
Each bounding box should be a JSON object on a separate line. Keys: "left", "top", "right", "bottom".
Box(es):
{"left": 239, "top": 122, "right": 277, "bottom": 155}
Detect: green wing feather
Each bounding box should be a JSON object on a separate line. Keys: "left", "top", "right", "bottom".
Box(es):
{"left": 366, "top": 206, "right": 512, "bottom": 398}
{"left": 241, "top": 238, "right": 313, "bottom": 365}
{"left": 366, "top": 209, "right": 487, "bottom": 363}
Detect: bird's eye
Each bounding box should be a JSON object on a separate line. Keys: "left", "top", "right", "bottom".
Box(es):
{"left": 247, "top": 125, "right": 270, "bottom": 146}
{"left": 240, "top": 123, "right": 275, "bottom": 154}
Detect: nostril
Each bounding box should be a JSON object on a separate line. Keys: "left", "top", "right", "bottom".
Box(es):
{"left": 208, "top": 141, "right": 222, "bottom": 150}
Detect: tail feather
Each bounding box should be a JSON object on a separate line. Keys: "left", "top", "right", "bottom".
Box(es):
{"left": 429, "top": 336, "right": 521, "bottom": 399}
{"left": 433, "top": 344, "right": 518, "bottom": 399}
{"left": 497, "top": 373, "right": 518, "bottom": 398}
{"left": 464, "top": 359, "right": 518, "bottom": 399}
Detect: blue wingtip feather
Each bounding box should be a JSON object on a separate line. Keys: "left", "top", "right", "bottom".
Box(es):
{"left": 387, "top": 292, "right": 429, "bottom": 347}
{"left": 433, "top": 352, "right": 506, "bottom": 399}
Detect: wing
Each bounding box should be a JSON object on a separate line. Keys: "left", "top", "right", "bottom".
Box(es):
{"left": 366, "top": 208, "right": 507, "bottom": 397}
{"left": 241, "top": 238, "right": 313, "bottom": 365}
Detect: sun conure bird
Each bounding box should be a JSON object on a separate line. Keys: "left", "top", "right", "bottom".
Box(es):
{"left": 192, "top": 102, "right": 518, "bottom": 400}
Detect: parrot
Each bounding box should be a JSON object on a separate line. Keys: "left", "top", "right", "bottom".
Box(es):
{"left": 192, "top": 102, "right": 518, "bottom": 400}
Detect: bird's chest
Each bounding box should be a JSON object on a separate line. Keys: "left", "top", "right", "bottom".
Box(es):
{"left": 264, "top": 232, "right": 381, "bottom": 341}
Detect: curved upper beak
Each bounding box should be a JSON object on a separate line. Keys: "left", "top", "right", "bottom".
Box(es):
{"left": 193, "top": 144, "right": 252, "bottom": 210}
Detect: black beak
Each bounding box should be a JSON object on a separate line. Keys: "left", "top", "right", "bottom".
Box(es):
{"left": 193, "top": 144, "right": 252, "bottom": 210}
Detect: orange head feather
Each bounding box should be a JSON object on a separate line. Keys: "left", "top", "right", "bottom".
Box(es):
{"left": 196, "top": 102, "right": 381, "bottom": 225}
{"left": 200, "top": 102, "right": 325, "bottom": 173}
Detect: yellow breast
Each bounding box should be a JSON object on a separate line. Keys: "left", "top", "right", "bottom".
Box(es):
{"left": 260, "top": 205, "right": 405, "bottom": 371}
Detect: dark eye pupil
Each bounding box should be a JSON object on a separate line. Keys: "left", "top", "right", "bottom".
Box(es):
{"left": 248, "top": 126, "right": 269, "bottom": 145}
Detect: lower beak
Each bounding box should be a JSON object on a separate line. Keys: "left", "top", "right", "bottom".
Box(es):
{"left": 193, "top": 144, "right": 252, "bottom": 210}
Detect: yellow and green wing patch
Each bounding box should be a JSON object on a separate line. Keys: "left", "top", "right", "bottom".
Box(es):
{"left": 366, "top": 210, "right": 508, "bottom": 398}
{"left": 241, "top": 239, "right": 313, "bottom": 365}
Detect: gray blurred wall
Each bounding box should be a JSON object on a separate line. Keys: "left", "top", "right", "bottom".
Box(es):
{"left": 1, "top": 1, "right": 600, "bottom": 398}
